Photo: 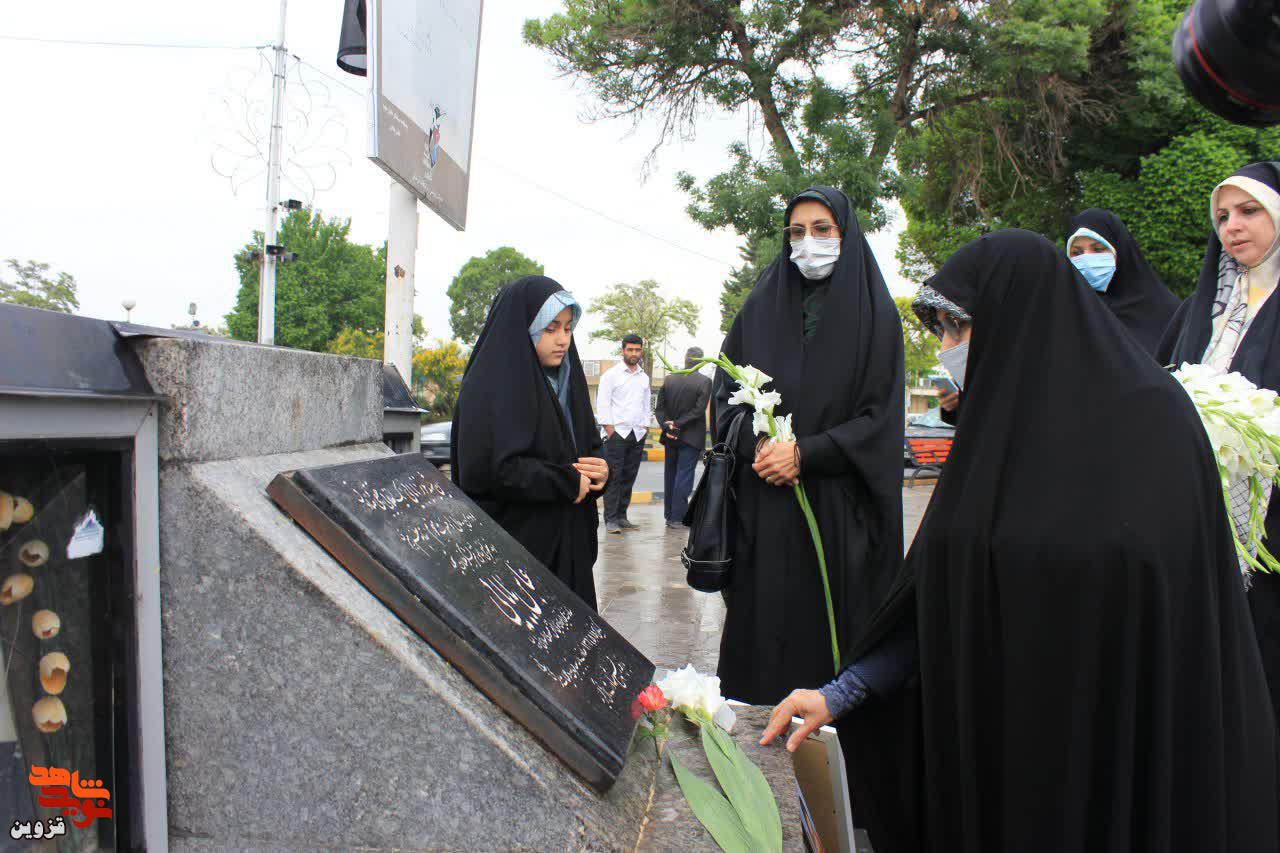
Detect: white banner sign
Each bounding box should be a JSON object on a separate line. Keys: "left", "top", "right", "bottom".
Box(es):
{"left": 369, "top": 0, "right": 484, "bottom": 230}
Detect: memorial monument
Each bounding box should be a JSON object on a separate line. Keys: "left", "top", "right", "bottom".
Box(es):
{"left": 134, "top": 330, "right": 804, "bottom": 849}
{"left": 0, "top": 307, "right": 806, "bottom": 849}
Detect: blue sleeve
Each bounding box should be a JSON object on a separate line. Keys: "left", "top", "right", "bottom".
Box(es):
{"left": 818, "top": 612, "right": 918, "bottom": 719}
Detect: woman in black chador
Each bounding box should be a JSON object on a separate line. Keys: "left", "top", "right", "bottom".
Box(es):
{"left": 765, "top": 230, "right": 1279, "bottom": 853}
{"left": 1160, "top": 162, "right": 1280, "bottom": 727}
{"left": 451, "top": 276, "right": 609, "bottom": 609}
{"left": 1065, "top": 207, "right": 1180, "bottom": 355}
{"left": 713, "top": 185, "right": 905, "bottom": 706}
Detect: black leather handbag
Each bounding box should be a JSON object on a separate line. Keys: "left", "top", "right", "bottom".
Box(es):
{"left": 681, "top": 409, "right": 748, "bottom": 592}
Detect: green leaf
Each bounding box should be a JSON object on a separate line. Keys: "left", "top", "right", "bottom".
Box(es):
{"left": 700, "top": 724, "right": 760, "bottom": 841}
{"left": 701, "top": 723, "right": 783, "bottom": 852}
{"left": 670, "top": 752, "right": 757, "bottom": 853}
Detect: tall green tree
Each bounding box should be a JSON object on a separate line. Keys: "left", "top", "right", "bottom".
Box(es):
{"left": 447, "top": 247, "right": 544, "bottom": 344}
{"left": 0, "top": 260, "right": 79, "bottom": 313}
{"left": 528, "top": 1, "right": 1271, "bottom": 304}
{"left": 895, "top": 0, "right": 1278, "bottom": 294}
{"left": 528, "top": 0, "right": 1114, "bottom": 239}
{"left": 225, "top": 208, "right": 387, "bottom": 352}
{"left": 720, "top": 234, "right": 777, "bottom": 333}
{"left": 588, "top": 279, "right": 700, "bottom": 376}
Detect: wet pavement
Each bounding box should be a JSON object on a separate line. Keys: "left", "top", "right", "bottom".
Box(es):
{"left": 596, "top": 483, "right": 936, "bottom": 672}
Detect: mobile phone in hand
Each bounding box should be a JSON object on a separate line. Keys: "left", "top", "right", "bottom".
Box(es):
{"left": 930, "top": 375, "right": 958, "bottom": 394}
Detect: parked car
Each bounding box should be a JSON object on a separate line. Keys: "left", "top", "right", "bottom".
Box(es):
{"left": 420, "top": 421, "right": 452, "bottom": 468}
{"left": 904, "top": 408, "right": 955, "bottom": 468}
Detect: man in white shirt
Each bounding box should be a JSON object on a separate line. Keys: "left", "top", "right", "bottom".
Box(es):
{"left": 597, "top": 334, "right": 651, "bottom": 533}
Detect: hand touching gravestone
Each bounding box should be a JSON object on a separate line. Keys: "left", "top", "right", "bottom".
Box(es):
{"left": 268, "top": 454, "right": 654, "bottom": 791}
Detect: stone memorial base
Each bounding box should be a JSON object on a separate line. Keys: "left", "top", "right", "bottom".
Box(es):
{"left": 160, "top": 443, "right": 801, "bottom": 850}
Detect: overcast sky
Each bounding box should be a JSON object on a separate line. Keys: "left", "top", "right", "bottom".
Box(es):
{"left": 0, "top": 0, "right": 912, "bottom": 360}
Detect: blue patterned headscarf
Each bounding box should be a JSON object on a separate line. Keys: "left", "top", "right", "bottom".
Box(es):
{"left": 528, "top": 290, "right": 581, "bottom": 344}
{"left": 528, "top": 289, "right": 583, "bottom": 447}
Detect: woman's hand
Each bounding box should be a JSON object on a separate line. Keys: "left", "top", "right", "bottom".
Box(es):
{"left": 574, "top": 472, "right": 592, "bottom": 504}
{"left": 939, "top": 391, "right": 960, "bottom": 412}
{"left": 759, "top": 689, "right": 833, "bottom": 753}
{"left": 574, "top": 456, "right": 609, "bottom": 490}
{"left": 753, "top": 441, "right": 799, "bottom": 487}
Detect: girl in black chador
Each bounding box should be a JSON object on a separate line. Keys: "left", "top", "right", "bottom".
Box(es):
{"left": 766, "top": 230, "right": 1279, "bottom": 853}
{"left": 713, "top": 186, "right": 905, "bottom": 706}
{"left": 451, "top": 276, "right": 608, "bottom": 609}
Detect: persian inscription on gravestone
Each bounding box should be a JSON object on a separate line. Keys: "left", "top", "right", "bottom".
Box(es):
{"left": 267, "top": 453, "right": 655, "bottom": 791}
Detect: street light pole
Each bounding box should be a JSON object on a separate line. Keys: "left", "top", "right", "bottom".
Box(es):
{"left": 383, "top": 181, "right": 419, "bottom": 387}
{"left": 258, "top": 0, "right": 289, "bottom": 345}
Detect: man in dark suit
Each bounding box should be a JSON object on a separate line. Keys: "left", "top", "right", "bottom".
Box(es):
{"left": 655, "top": 346, "right": 713, "bottom": 530}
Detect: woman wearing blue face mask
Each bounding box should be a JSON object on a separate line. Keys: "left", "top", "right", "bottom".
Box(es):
{"left": 1065, "top": 209, "right": 1180, "bottom": 355}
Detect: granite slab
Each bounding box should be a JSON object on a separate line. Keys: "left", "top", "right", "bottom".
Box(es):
{"left": 269, "top": 453, "right": 656, "bottom": 792}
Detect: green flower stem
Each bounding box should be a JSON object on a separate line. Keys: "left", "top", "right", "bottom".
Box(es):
{"left": 794, "top": 482, "right": 840, "bottom": 674}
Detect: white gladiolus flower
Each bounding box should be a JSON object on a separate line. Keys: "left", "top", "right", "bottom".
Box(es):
{"left": 728, "top": 385, "right": 781, "bottom": 415}
{"left": 753, "top": 409, "right": 772, "bottom": 437}
{"left": 753, "top": 390, "right": 782, "bottom": 414}
{"left": 656, "top": 664, "right": 727, "bottom": 718}
{"left": 727, "top": 386, "right": 756, "bottom": 408}
{"left": 737, "top": 365, "right": 772, "bottom": 389}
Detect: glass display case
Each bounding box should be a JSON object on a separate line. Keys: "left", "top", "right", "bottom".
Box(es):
{"left": 0, "top": 305, "right": 167, "bottom": 851}
{"left": 0, "top": 442, "right": 138, "bottom": 851}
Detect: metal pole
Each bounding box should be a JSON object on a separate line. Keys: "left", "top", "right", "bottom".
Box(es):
{"left": 384, "top": 181, "right": 419, "bottom": 387}
{"left": 258, "top": 0, "right": 288, "bottom": 345}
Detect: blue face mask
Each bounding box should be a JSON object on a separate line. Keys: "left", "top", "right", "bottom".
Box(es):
{"left": 1070, "top": 252, "right": 1117, "bottom": 293}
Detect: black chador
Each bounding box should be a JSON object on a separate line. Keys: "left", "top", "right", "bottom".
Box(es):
{"left": 1068, "top": 207, "right": 1180, "bottom": 355}
{"left": 849, "top": 230, "right": 1278, "bottom": 853}
{"left": 451, "top": 276, "right": 602, "bottom": 609}
{"left": 714, "top": 185, "right": 905, "bottom": 705}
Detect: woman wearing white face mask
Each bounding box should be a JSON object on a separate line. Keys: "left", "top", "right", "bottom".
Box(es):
{"left": 1160, "top": 161, "right": 1280, "bottom": 727}
{"left": 711, "top": 186, "right": 906, "bottom": 719}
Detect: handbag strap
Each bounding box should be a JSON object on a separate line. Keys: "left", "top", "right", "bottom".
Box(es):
{"left": 710, "top": 408, "right": 749, "bottom": 479}
{"left": 725, "top": 407, "right": 749, "bottom": 452}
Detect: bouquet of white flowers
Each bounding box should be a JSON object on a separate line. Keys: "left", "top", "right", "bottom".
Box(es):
{"left": 659, "top": 352, "right": 839, "bottom": 673}
{"left": 1173, "top": 363, "right": 1280, "bottom": 575}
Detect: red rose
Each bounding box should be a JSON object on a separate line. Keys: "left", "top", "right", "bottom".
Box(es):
{"left": 638, "top": 684, "right": 668, "bottom": 713}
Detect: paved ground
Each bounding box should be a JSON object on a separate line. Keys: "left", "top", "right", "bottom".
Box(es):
{"left": 596, "top": 482, "right": 936, "bottom": 672}
{"left": 633, "top": 458, "right": 666, "bottom": 493}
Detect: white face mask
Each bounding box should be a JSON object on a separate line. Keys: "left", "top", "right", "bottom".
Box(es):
{"left": 937, "top": 340, "right": 970, "bottom": 390}
{"left": 789, "top": 237, "right": 841, "bottom": 280}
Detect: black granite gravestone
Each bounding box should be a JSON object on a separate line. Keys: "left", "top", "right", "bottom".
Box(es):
{"left": 267, "top": 453, "right": 655, "bottom": 791}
